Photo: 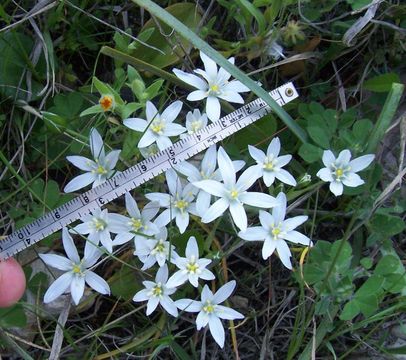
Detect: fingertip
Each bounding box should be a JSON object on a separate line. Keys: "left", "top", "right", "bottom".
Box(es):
{"left": 0, "top": 258, "right": 26, "bottom": 308}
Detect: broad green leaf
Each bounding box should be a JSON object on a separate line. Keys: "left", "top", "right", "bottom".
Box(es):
{"left": 0, "top": 304, "right": 27, "bottom": 328}
{"left": 370, "top": 214, "right": 406, "bottom": 237}
{"left": 375, "top": 255, "right": 404, "bottom": 276}
{"left": 364, "top": 73, "right": 400, "bottom": 92}
{"left": 340, "top": 300, "right": 360, "bottom": 321}
{"left": 355, "top": 275, "right": 384, "bottom": 298}
{"left": 299, "top": 143, "right": 323, "bottom": 163}
{"left": 355, "top": 294, "right": 378, "bottom": 317}
{"left": 307, "top": 126, "right": 330, "bottom": 149}
{"left": 80, "top": 104, "right": 104, "bottom": 117}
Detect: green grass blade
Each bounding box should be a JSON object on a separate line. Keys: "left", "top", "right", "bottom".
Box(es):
{"left": 131, "top": 0, "right": 308, "bottom": 143}
{"left": 366, "top": 83, "right": 404, "bottom": 153}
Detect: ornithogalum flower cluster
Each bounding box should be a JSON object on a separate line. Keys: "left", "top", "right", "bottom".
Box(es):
{"left": 41, "top": 50, "right": 376, "bottom": 350}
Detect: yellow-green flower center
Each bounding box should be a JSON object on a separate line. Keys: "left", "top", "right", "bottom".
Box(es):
{"left": 153, "top": 242, "right": 165, "bottom": 254}
{"left": 93, "top": 218, "right": 106, "bottom": 231}
{"left": 152, "top": 284, "right": 163, "bottom": 297}
{"left": 186, "top": 262, "right": 199, "bottom": 274}
{"left": 131, "top": 218, "right": 143, "bottom": 231}
{"left": 93, "top": 165, "right": 107, "bottom": 175}
{"left": 203, "top": 301, "right": 215, "bottom": 314}
{"left": 335, "top": 168, "right": 344, "bottom": 178}
{"left": 263, "top": 159, "right": 275, "bottom": 170}
{"left": 189, "top": 120, "right": 202, "bottom": 133}
{"left": 272, "top": 227, "right": 281, "bottom": 238}
{"left": 210, "top": 84, "right": 219, "bottom": 92}
{"left": 72, "top": 264, "right": 82, "bottom": 274}
{"left": 151, "top": 120, "right": 165, "bottom": 134}
{"left": 230, "top": 189, "right": 239, "bottom": 199}
{"left": 174, "top": 200, "right": 188, "bottom": 211}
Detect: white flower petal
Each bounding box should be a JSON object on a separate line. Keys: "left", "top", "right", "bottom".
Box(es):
{"left": 39, "top": 254, "right": 72, "bottom": 271}
{"left": 259, "top": 210, "right": 273, "bottom": 230}
{"left": 156, "top": 264, "right": 169, "bottom": 283}
{"left": 206, "top": 96, "right": 221, "bottom": 122}
{"left": 273, "top": 192, "right": 287, "bottom": 224}
{"left": 239, "top": 192, "right": 278, "bottom": 208}
{"left": 175, "top": 299, "right": 201, "bottom": 312}
{"left": 196, "top": 310, "right": 210, "bottom": 330}
{"left": 138, "top": 130, "right": 157, "bottom": 148}
{"left": 160, "top": 295, "right": 178, "bottom": 317}
{"left": 200, "top": 268, "right": 216, "bottom": 281}
{"left": 62, "top": 228, "right": 80, "bottom": 263}
{"left": 166, "top": 271, "right": 187, "bottom": 288}
{"left": 133, "top": 288, "right": 150, "bottom": 302}
{"left": 248, "top": 145, "right": 266, "bottom": 163}
{"left": 236, "top": 166, "right": 261, "bottom": 191}
{"left": 262, "top": 171, "right": 275, "bottom": 187}
{"left": 209, "top": 316, "right": 225, "bottom": 348}
{"left": 201, "top": 284, "right": 214, "bottom": 303}
{"left": 164, "top": 123, "right": 186, "bottom": 136}
{"left": 276, "top": 240, "right": 292, "bottom": 270}
{"left": 187, "top": 90, "right": 209, "bottom": 101}
{"left": 276, "top": 154, "right": 292, "bottom": 168}
{"left": 275, "top": 169, "right": 297, "bottom": 186}
{"left": 104, "top": 150, "right": 121, "bottom": 169}
{"left": 161, "top": 100, "right": 182, "bottom": 123}
{"left": 267, "top": 137, "right": 281, "bottom": 157}
{"left": 284, "top": 230, "right": 311, "bottom": 246}
{"left": 64, "top": 172, "right": 96, "bottom": 193}
{"left": 217, "top": 91, "right": 244, "bottom": 104}
{"left": 316, "top": 168, "right": 334, "bottom": 182}
{"left": 336, "top": 149, "right": 352, "bottom": 165}
{"left": 215, "top": 305, "right": 244, "bottom": 320}
{"left": 322, "top": 150, "right": 336, "bottom": 167}
{"left": 329, "top": 181, "right": 343, "bottom": 196}
{"left": 196, "top": 190, "right": 211, "bottom": 216}
{"left": 217, "top": 147, "right": 236, "bottom": 188}
{"left": 146, "top": 297, "right": 160, "bottom": 315}
{"left": 173, "top": 68, "right": 207, "bottom": 90}
{"left": 202, "top": 145, "right": 217, "bottom": 175}
{"left": 142, "top": 201, "right": 160, "bottom": 221}
{"left": 43, "top": 272, "right": 73, "bottom": 303}
{"left": 124, "top": 192, "right": 140, "bottom": 218}
{"left": 71, "top": 276, "right": 86, "bottom": 305}
{"left": 200, "top": 52, "right": 218, "bottom": 80}
{"left": 123, "top": 118, "right": 147, "bottom": 132}
{"left": 342, "top": 173, "right": 365, "bottom": 187}
{"left": 112, "top": 232, "right": 134, "bottom": 246}
{"left": 223, "top": 79, "right": 250, "bottom": 93}
{"left": 282, "top": 216, "right": 308, "bottom": 232}
{"left": 202, "top": 198, "right": 229, "bottom": 223}
{"left": 90, "top": 128, "right": 105, "bottom": 160}
{"left": 66, "top": 156, "right": 94, "bottom": 171}
{"left": 186, "top": 236, "right": 199, "bottom": 258}
{"left": 213, "top": 280, "right": 236, "bottom": 304}
{"left": 175, "top": 212, "right": 189, "bottom": 234}
{"left": 146, "top": 101, "right": 159, "bottom": 122}
{"left": 349, "top": 154, "right": 374, "bottom": 172}
{"left": 176, "top": 161, "right": 200, "bottom": 181}
{"left": 193, "top": 180, "right": 225, "bottom": 197}
{"left": 229, "top": 201, "right": 247, "bottom": 231}
{"left": 145, "top": 193, "right": 171, "bottom": 207}
{"left": 85, "top": 271, "right": 110, "bottom": 295}
{"left": 155, "top": 209, "right": 173, "bottom": 228}
{"left": 156, "top": 135, "right": 172, "bottom": 151}
{"left": 238, "top": 226, "right": 267, "bottom": 241}
{"left": 262, "top": 237, "right": 276, "bottom": 259}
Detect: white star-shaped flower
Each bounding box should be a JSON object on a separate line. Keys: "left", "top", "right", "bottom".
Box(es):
{"left": 247, "top": 137, "right": 296, "bottom": 187}
{"left": 123, "top": 100, "right": 186, "bottom": 150}
{"left": 175, "top": 280, "right": 244, "bottom": 348}
{"left": 146, "top": 169, "right": 198, "bottom": 234}
{"left": 193, "top": 147, "right": 279, "bottom": 231}
{"left": 64, "top": 128, "right": 121, "bottom": 193}
{"left": 134, "top": 227, "right": 178, "bottom": 270}
{"left": 238, "top": 192, "right": 311, "bottom": 269}
{"left": 111, "top": 192, "right": 160, "bottom": 247}
{"left": 39, "top": 228, "right": 110, "bottom": 305}
{"left": 71, "top": 208, "right": 124, "bottom": 254}
{"left": 176, "top": 145, "right": 245, "bottom": 216}
{"left": 166, "top": 236, "right": 215, "bottom": 288}
{"left": 180, "top": 109, "right": 208, "bottom": 138}
{"left": 316, "top": 149, "right": 374, "bottom": 196}
{"left": 173, "top": 51, "right": 250, "bottom": 121}
{"left": 133, "top": 264, "right": 178, "bottom": 317}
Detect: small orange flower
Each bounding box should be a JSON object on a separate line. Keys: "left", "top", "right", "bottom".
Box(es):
{"left": 99, "top": 95, "right": 114, "bottom": 112}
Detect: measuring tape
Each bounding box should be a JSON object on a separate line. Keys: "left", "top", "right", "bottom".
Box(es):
{"left": 0, "top": 82, "right": 298, "bottom": 260}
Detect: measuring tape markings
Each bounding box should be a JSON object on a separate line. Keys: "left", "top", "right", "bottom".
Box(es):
{"left": 0, "top": 83, "right": 298, "bottom": 260}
